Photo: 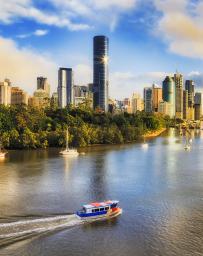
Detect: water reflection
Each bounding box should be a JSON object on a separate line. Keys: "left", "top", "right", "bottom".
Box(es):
{"left": 89, "top": 154, "right": 108, "bottom": 201}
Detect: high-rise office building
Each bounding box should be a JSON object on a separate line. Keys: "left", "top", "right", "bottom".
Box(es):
{"left": 37, "top": 77, "right": 50, "bottom": 96}
{"left": 185, "top": 80, "right": 195, "bottom": 107}
{"left": 93, "top": 35, "right": 109, "bottom": 112}
{"left": 174, "top": 73, "right": 183, "bottom": 119}
{"left": 29, "top": 89, "right": 50, "bottom": 108}
{"left": 183, "top": 90, "right": 189, "bottom": 120}
{"left": 158, "top": 101, "right": 173, "bottom": 117}
{"left": 58, "top": 68, "right": 74, "bottom": 108}
{"left": 144, "top": 87, "right": 153, "bottom": 113}
{"left": 194, "top": 92, "right": 202, "bottom": 120}
{"left": 152, "top": 84, "right": 162, "bottom": 112}
{"left": 131, "top": 93, "right": 144, "bottom": 113}
{"left": 0, "top": 79, "right": 11, "bottom": 105}
{"left": 185, "top": 80, "right": 195, "bottom": 120}
{"left": 162, "top": 76, "right": 175, "bottom": 117}
{"left": 123, "top": 98, "right": 132, "bottom": 113}
{"left": 11, "top": 87, "right": 28, "bottom": 105}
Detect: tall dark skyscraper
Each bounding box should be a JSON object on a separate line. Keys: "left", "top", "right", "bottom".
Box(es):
{"left": 144, "top": 87, "right": 153, "bottom": 113}
{"left": 185, "top": 80, "right": 195, "bottom": 107}
{"left": 93, "top": 35, "right": 109, "bottom": 112}
{"left": 174, "top": 73, "right": 183, "bottom": 119}
{"left": 183, "top": 90, "right": 189, "bottom": 120}
{"left": 185, "top": 80, "right": 195, "bottom": 120}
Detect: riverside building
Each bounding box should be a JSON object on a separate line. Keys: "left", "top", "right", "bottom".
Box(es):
{"left": 152, "top": 84, "right": 162, "bottom": 112}
{"left": 58, "top": 68, "right": 74, "bottom": 108}
{"left": 0, "top": 79, "right": 11, "bottom": 106}
{"left": 174, "top": 73, "right": 183, "bottom": 119}
{"left": 185, "top": 80, "right": 195, "bottom": 120}
{"left": 194, "top": 92, "right": 202, "bottom": 120}
{"left": 162, "top": 76, "right": 175, "bottom": 118}
{"left": 183, "top": 90, "right": 189, "bottom": 120}
{"left": 37, "top": 77, "right": 50, "bottom": 97}
{"left": 144, "top": 87, "right": 153, "bottom": 113}
{"left": 131, "top": 93, "right": 144, "bottom": 113}
{"left": 11, "top": 87, "right": 28, "bottom": 105}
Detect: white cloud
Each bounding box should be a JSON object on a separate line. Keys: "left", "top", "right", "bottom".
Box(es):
{"left": 17, "top": 29, "right": 49, "bottom": 38}
{"left": 0, "top": 0, "right": 90, "bottom": 31}
{"left": 0, "top": 0, "right": 138, "bottom": 32}
{"left": 110, "top": 71, "right": 167, "bottom": 99}
{"left": 54, "top": 0, "right": 137, "bottom": 30}
{"left": 153, "top": 0, "right": 203, "bottom": 59}
{"left": 0, "top": 36, "right": 57, "bottom": 94}
{"left": 34, "top": 29, "right": 49, "bottom": 36}
{"left": 187, "top": 71, "right": 203, "bottom": 89}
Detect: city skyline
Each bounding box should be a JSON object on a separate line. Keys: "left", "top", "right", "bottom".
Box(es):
{"left": 1, "top": 1, "right": 203, "bottom": 98}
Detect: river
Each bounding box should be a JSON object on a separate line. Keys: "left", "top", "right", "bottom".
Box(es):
{"left": 0, "top": 129, "right": 203, "bottom": 256}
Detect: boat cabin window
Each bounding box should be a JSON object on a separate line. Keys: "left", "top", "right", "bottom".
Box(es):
{"left": 92, "top": 209, "right": 98, "bottom": 213}
{"left": 105, "top": 207, "right": 109, "bottom": 210}
{"left": 111, "top": 203, "right": 117, "bottom": 209}
{"left": 100, "top": 208, "right": 104, "bottom": 211}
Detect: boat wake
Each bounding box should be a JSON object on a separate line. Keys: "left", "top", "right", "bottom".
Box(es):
{"left": 0, "top": 214, "right": 82, "bottom": 246}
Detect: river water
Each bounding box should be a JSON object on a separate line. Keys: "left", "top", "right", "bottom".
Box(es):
{"left": 0, "top": 129, "right": 203, "bottom": 256}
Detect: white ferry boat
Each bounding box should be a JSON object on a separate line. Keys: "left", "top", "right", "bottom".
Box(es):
{"left": 76, "top": 200, "right": 122, "bottom": 221}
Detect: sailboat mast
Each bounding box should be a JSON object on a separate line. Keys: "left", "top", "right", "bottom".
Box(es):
{"left": 66, "top": 128, "right": 69, "bottom": 150}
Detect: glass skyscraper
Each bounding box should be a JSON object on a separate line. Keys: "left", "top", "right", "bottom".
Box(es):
{"left": 144, "top": 87, "right": 153, "bottom": 113}
{"left": 163, "top": 76, "right": 175, "bottom": 117}
{"left": 93, "top": 35, "right": 109, "bottom": 112}
{"left": 185, "top": 80, "right": 195, "bottom": 108}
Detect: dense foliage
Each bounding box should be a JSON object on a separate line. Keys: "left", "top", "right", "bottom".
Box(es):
{"left": 0, "top": 105, "right": 168, "bottom": 149}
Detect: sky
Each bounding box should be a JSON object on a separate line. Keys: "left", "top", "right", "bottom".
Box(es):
{"left": 1, "top": 0, "right": 203, "bottom": 99}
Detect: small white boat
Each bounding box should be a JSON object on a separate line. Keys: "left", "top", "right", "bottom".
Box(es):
{"left": 60, "top": 148, "right": 79, "bottom": 156}
{"left": 60, "top": 128, "right": 78, "bottom": 156}
{"left": 142, "top": 143, "right": 149, "bottom": 149}
{"left": 0, "top": 152, "right": 7, "bottom": 158}
{"left": 184, "top": 144, "right": 191, "bottom": 151}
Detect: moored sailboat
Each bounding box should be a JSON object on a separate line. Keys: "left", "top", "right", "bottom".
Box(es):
{"left": 0, "top": 142, "right": 7, "bottom": 158}
{"left": 60, "top": 128, "right": 79, "bottom": 156}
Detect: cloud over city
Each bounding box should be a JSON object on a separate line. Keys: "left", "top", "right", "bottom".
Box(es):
{"left": 153, "top": 0, "right": 203, "bottom": 59}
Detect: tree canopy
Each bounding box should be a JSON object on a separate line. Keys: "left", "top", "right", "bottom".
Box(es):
{"left": 0, "top": 105, "right": 168, "bottom": 149}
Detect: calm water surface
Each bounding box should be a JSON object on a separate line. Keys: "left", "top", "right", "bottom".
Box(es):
{"left": 0, "top": 129, "right": 203, "bottom": 256}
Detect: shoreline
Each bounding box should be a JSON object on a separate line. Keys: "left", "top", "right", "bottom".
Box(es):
{"left": 143, "top": 128, "right": 167, "bottom": 139}
{"left": 3, "top": 128, "right": 167, "bottom": 151}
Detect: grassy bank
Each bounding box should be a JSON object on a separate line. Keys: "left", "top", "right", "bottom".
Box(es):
{"left": 143, "top": 128, "right": 167, "bottom": 139}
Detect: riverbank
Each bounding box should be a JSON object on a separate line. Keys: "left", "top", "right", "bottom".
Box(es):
{"left": 143, "top": 128, "right": 167, "bottom": 139}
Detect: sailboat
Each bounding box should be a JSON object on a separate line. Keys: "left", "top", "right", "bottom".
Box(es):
{"left": 60, "top": 128, "right": 79, "bottom": 156}
{"left": 142, "top": 137, "right": 149, "bottom": 149}
{"left": 0, "top": 142, "right": 7, "bottom": 158}
{"left": 184, "top": 136, "right": 191, "bottom": 151}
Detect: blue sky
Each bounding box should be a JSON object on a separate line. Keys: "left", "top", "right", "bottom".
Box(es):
{"left": 1, "top": 0, "right": 203, "bottom": 98}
